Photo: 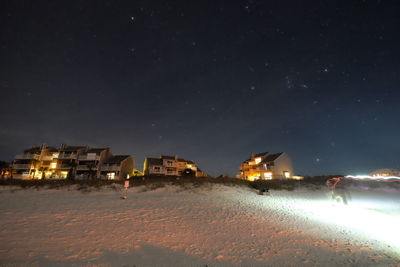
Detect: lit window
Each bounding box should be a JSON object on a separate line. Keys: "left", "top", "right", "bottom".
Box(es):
{"left": 106, "top": 172, "right": 115, "bottom": 180}
{"left": 264, "top": 172, "right": 272, "bottom": 179}
{"left": 284, "top": 171, "right": 290, "bottom": 178}
{"left": 50, "top": 162, "right": 57, "bottom": 169}
{"left": 255, "top": 158, "right": 261, "bottom": 164}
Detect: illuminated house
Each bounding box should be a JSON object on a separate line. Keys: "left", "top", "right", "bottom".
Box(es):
{"left": 99, "top": 155, "right": 134, "bottom": 180}
{"left": 12, "top": 144, "right": 59, "bottom": 179}
{"left": 238, "top": 152, "right": 294, "bottom": 181}
{"left": 76, "top": 148, "right": 113, "bottom": 179}
{"left": 370, "top": 168, "right": 400, "bottom": 177}
{"left": 143, "top": 155, "right": 204, "bottom": 177}
{"left": 11, "top": 144, "right": 134, "bottom": 180}
{"left": 54, "top": 145, "right": 87, "bottom": 178}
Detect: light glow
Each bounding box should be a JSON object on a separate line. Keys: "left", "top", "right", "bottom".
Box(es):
{"left": 345, "top": 175, "right": 400, "bottom": 180}
{"left": 263, "top": 172, "right": 272, "bottom": 179}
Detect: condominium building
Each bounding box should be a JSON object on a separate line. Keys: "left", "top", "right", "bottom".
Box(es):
{"left": 238, "top": 152, "right": 294, "bottom": 181}
{"left": 11, "top": 144, "right": 134, "bottom": 180}
{"left": 143, "top": 155, "right": 206, "bottom": 177}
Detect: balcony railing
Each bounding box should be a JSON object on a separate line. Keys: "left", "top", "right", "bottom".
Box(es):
{"left": 100, "top": 165, "right": 120, "bottom": 172}
{"left": 58, "top": 154, "right": 77, "bottom": 159}
{"left": 78, "top": 155, "right": 100, "bottom": 161}
{"left": 56, "top": 164, "right": 74, "bottom": 170}
{"left": 41, "top": 156, "right": 54, "bottom": 161}
{"left": 15, "top": 154, "right": 39, "bottom": 160}
{"left": 76, "top": 165, "right": 99, "bottom": 171}
{"left": 12, "top": 164, "right": 32, "bottom": 169}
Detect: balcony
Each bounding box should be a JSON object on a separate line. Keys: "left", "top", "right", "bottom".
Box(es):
{"left": 55, "top": 164, "right": 74, "bottom": 170}
{"left": 78, "top": 155, "right": 100, "bottom": 161}
{"left": 15, "top": 154, "right": 39, "bottom": 160}
{"left": 100, "top": 165, "right": 120, "bottom": 172}
{"left": 41, "top": 155, "right": 54, "bottom": 161}
{"left": 76, "top": 165, "right": 99, "bottom": 171}
{"left": 58, "top": 153, "right": 77, "bottom": 160}
{"left": 12, "top": 164, "right": 32, "bottom": 169}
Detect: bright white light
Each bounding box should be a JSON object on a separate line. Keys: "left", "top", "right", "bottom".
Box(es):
{"left": 256, "top": 193, "right": 400, "bottom": 254}
{"left": 346, "top": 175, "right": 400, "bottom": 180}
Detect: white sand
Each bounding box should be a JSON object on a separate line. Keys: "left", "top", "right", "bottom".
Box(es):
{"left": 0, "top": 184, "right": 399, "bottom": 266}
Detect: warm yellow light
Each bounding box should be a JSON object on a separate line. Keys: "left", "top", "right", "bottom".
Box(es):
{"left": 284, "top": 171, "right": 290, "bottom": 178}
{"left": 263, "top": 172, "right": 272, "bottom": 179}
{"left": 248, "top": 174, "right": 261, "bottom": 181}
{"left": 50, "top": 162, "right": 57, "bottom": 169}
{"left": 291, "top": 175, "right": 304, "bottom": 180}
{"left": 255, "top": 158, "right": 261, "bottom": 164}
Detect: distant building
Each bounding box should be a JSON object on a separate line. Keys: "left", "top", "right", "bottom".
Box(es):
{"left": 99, "top": 155, "right": 134, "bottom": 180}
{"left": 143, "top": 155, "right": 206, "bottom": 177}
{"left": 76, "top": 148, "right": 113, "bottom": 179}
{"left": 238, "top": 152, "right": 294, "bottom": 181}
{"left": 11, "top": 144, "right": 134, "bottom": 180}
{"left": 370, "top": 168, "right": 400, "bottom": 177}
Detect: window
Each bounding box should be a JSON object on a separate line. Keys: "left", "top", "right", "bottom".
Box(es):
{"left": 284, "top": 171, "right": 290, "bottom": 178}
{"left": 255, "top": 158, "right": 261, "bottom": 164}
{"left": 107, "top": 172, "right": 115, "bottom": 180}
{"left": 167, "top": 161, "right": 173, "bottom": 166}
{"left": 154, "top": 166, "right": 161, "bottom": 172}
{"left": 50, "top": 162, "right": 57, "bottom": 169}
{"left": 263, "top": 172, "right": 272, "bottom": 179}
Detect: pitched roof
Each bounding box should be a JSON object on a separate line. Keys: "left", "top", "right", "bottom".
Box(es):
{"left": 243, "top": 152, "right": 269, "bottom": 163}
{"left": 146, "top": 157, "right": 163, "bottom": 165}
{"left": 253, "top": 152, "right": 268, "bottom": 158}
{"left": 104, "top": 155, "right": 130, "bottom": 164}
{"left": 23, "top": 146, "right": 41, "bottom": 153}
{"left": 87, "top": 148, "right": 109, "bottom": 154}
{"left": 46, "top": 146, "right": 58, "bottom": 152}
{"left": 262, "top": 153, "right": 283, "bottom": 163}
{"left": 59, "top": 145, "right": 87, "bottom": 152}
{"left": 161, "top": 155, "right": 176, "bottom": 160}
{"left": 177, "top": 158, "right": 195, "bottom": 164}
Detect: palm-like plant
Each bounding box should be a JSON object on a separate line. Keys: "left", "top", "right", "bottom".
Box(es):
{"left": 39, "top": 166, "right": 49, "bottom": 179}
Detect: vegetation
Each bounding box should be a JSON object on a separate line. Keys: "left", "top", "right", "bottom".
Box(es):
{"left": 0, "top": 175, "right": 345, "bottom": 192}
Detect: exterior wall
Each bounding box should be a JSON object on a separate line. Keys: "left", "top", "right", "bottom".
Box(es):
{"left": 239, "top": 153, "right": 294, "bottom": 180}
{"left": 118, "top": 157, "right": 134, "bottom": 180}
{"left": 144, "top": 156, "right": 201, "bottom": 177}
{"left": 11, "top": 145, "right": 134, "bottom": 180}
{"left": 271, "top": 153, "right": 293, "bottom": 179}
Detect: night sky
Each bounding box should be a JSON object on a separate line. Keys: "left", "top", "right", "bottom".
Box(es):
{"left": 1, "top": 1, "right": 399, "bottom": 176}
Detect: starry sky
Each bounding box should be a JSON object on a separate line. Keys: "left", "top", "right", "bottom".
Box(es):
{"left": 1, "top": 1, "right": 400, "bottom": 176}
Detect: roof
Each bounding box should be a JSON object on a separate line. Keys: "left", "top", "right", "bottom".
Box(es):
{"left": 253, "top": 152, "right": 268, "bottom": 158}
{"left": 59, "top": 146, "right": 87, "bottom": 152}
{"left": 23, "top": 146, "right": 41, "bottom": 153}
{"left": 87, "top": 148, "right": 109, "bottom": 154}
{"left": 161, "top": 155, "right": 176, "bottom": 160}
{"left": 262, "top": 153, "right": 283, "bottom": 163}
{"left": 46, "top": 146, "right": 58, "bottom": 152}
{"left": 104, "top": 155, "right": 130, "bottom": 164}
{"left": 177, "top": 158, "right": 195, "bottom": 164}
{"left": 243, "top": 152, "right": 269, "bottom": 163}
{"left": 146, "top": 157, "right": 163, "bottom": 165}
